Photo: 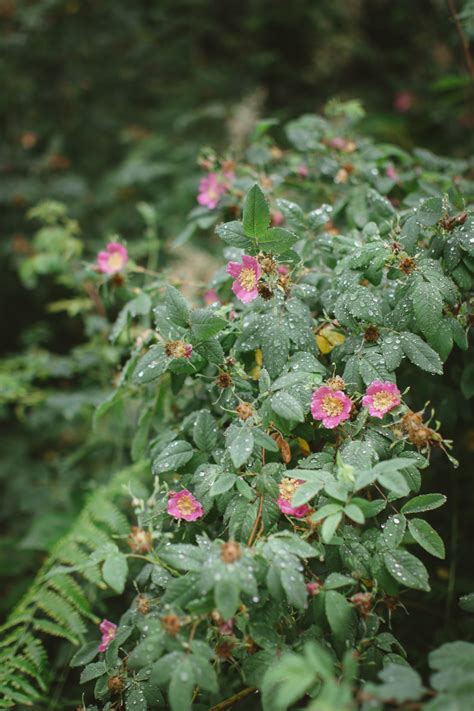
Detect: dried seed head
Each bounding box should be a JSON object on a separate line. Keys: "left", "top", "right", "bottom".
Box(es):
{"left": 216, "top": 372, "right": 233, "bottom": 389}
{"left": 236, "top": 402, "right": 253, "bottom": 421}
{"left": 257, "top": 283, "right": 274, "bottom": 300}
{"left": 399, "top": 256, "right": 417, "bottom": 275}
{"left": 326, "top": 375, "right": 346, "bottom": 391}
{"left": 220, "top": 541, "right": 242, "bottom": 563}
{"left": 161, "top": 614, "right": 181, "bottom": 636}
{"left": 364, "top": 326, "right": 380, "bottom": 343}
{"left": 258, "top": 253, "right": 277, "bottom": 275}
{"left": 165, "top": 339, "right": 193, "bottom": 359}
{"left": 127, "top": 527, "right": 153, "bottom": 554}
{"left": 216, "top": 640, "right": 234, "bottom": 658}
{"left": 277, "top": 273, "right": 291, "bottom": 292}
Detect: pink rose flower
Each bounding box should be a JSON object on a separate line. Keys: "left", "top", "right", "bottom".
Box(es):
{"left": 204, "top": 288, "right": 220, "bottom": 305}
{"left": 277, "top": 478, "right": 310, "bottom": 518}
{"left": 386, "top": 165, "right": 398, "bottom": 180}
{"left": 226, "top": 255, "right": 262, "bottom": 304}
{"left": 393, "top": 91, "right": 414, "bottom": 113}
{"left": 329, "top": 137, "right": 346, "bottom": 150}
{"left": 96, "top": 242, "right": 128, "bottom": 274}
{"left": 197, "top": 173, "right": 226, "bottom": 209}
{"left": 278, "top": 265, "right": 289, "bottom": 275}
{"left": 297, "top": 163, "right": 309, "bottom": 178}
{"left": 362, "top": 380, "right": 401, "bottom": 418}
{"left": 98, "top": 619, "right": 117, "bottom": 652}
{"left": 271, "top": 210, "right": 284, "bottom": 226}
{"left": 307, "top": 581, "right": 321, "bottom": 596}
{"left": 311, "top": 386, "right": 352, "bottom": 429}
{"left": 168, "top": 489, "right": 204, "bottom": 522}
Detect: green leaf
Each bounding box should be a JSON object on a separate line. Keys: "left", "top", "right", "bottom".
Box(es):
{"left": 215, "top": 579, "right": 240, "bottom": 620}
{"left": 401, "top": 494, "right": 446, "bottom": 514}
{"left": 216, "top": 220, "right": 253, "bottom": 250}
{"left": 291, "top": 477, "right": 327, "bottom": 506}
{"left": 382, "top": 334, "right": 403, "bottom": 371}
{"left": 280, "top": 563, "right": 307, "bottom": 609}
{"left": 210, "top": 472, "right": 236, "bottom": 496}
{"left": 400, "top": 332, "right": 443, "bottom": 374}
{"left": 228, "top": 426, "right": 254, "bottom": 468}
{"left": 70, "top": 641, "right": 99, "bottom": 667}
{"left": 253, "top": 428, "right": 279, "bottom": 452}
{"left": 382, "top": 514, "right": 406, "bottom": 548}
{"left": 459, "top": 593, "right": 474, "bottom": 613}
{"left": 412, "top": 281, "right": 443, "bottom": 339}
{"left": 190, "top": 308, "right": 227, "bottom": 340}
{"left": 153, "top": 440, "right": 194, "bottom": 473}
{"left": 242, "top": 184, "right": 270, "bottom": 238}
{"left": 461, "top": 362, "right": 474, "bottom": 399}
{"left": 370, "top": 663, "right": 425, "bottom": 703}
{"left": 377, "top": 470, "right": 410, "bottom": 497}
{"left": 344, "top": 503, "right": 365, "bottom": 524}
{"left": 270, "top": 391, "right": 305, "bottom": 423}
{"left": 321, "top": 512, "right": 343, "bottom": 543}
{"left": 325, "top": 590, "right": 356, "bottom": 654}
{"left": 168, "top": 657, "right": 195, "bottom": 711}
{"left": 165, "top": 285, "right": 190, "bottom": 327}
{"left": 193, "top": 410, "right": 218, "bottom": 451}
{"left": 383, "top": 549, "right": 430, "bottom": 591}
{"left": 133, "top": 344, "right": 168, "bottom": 384}
{"left": 80, "top": 661, "right": 106, "bottom": 683}
{"left": 258, "top": 227, "right": 298, "bottom": 254}
{"left": 408, "top": 518, "right": 445, "bottom": 558}
{"left": 103, "top": 551, "right": 128, "bottom": 594}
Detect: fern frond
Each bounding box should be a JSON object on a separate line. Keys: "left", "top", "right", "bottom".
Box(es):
{"left": 0, "top": 460, "right": 149, "bottom": 707}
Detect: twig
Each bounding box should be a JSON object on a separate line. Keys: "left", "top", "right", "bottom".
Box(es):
{"left": 448, "top": 0, "right": 474, "bottom": 80}
{"left": 247, "top": 495, "right": 264, "bottom": 546}
{"left": 210, "top": 686, "right": 258, "bottom": 711}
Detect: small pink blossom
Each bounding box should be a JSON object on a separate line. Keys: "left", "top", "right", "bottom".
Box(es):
{"left": 168, "top": 489, "right": 204, "bottom": 522}
{"left": 278, "top": 264, "right": 289, "bottom": 275}
{"left": 96, "top": 242, "right": 128, "bottom": 274}
{"left": 329, "top": 137, "right": 346, "bottom": 150}
{"left": 311, "top": 386, "right": 352, "bottom": 429}
{"left": 277, "top": 478, "right": 310, "bottom": 518}
{"left": 271, "top": 210, "right": 284, "bottom": 226}
{"left": 362, "top": 380, "right": 401, "bottom": 418}
{"left": 297, "top": 164, "right": 309, "bottom": 178}
{"left": 219, "top": 619, "right": 234, "bottom": 635}
{"left": 307, "top": 581, "right": 321, "bottom": 596}
{"left": 393, "top": 91, "right": 414, "bottom": 113}
{"left": 386, "top": 165, "right": 398, "bottom": 180}
{"left": 226, "top": 255, "right": 262, "bottom": 304}
{"left": 204, "top": 288, "right": 220, "bottom": 305}
{"left": 98, "top": 619, "right": 117, "bottom": 652}
{"left": 197, "top": 173, "right": 226, "bottom": 209}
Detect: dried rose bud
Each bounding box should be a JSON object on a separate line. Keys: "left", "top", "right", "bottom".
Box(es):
{"left": 216, "top": 372, "right": 233, "bottom": 389}
{"left": 258, "top": 253, "right": 277, "bottom": 275}
{"left": 399, "top": 256, "right": 416, "bottom": 275}
{"left": 220, "top": 541, "right": 242, "bottom": 563}
{"left": 236, "top": 402, "right": 253, "bottom": 421}
{"left": 107, "top": 676, "right": 124, "bottom": 695}
{"left": 216, "top": 640, "right": 234, "bottom": 658}
{"left": 364, "top": 326, "right": 380, "bottom": 343}
{"left": 326, "top": 375, "right": 346, "bottom": 391}
{"left": 257, "top": 283, "right": 274, "bottom": 300}
{"left": 128, "top": 527, "right": 153, "bottom": 554}
{"left": 165, "top": 339, "right": 193, "bottom": 359}
{"left": 136, "top": 594, "right": 151, "bottom": 615}
{"left": 272, "top": 432, "right": 291, "bottom": 463}
{"left": 161, "top": 614, "right": 181, "bottom": 636}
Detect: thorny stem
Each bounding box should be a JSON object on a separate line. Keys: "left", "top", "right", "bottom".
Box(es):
{"left": 126, "top": 553, "right": 179, "bottom": 577}
{"left": 447, "top": 0, "right": 474, "bottom": 79}
{"left": 210, "top": 686, "right": 258, "bottom": 711}
{"left": 247, "top": 495, "right": 264, "bottom": 546}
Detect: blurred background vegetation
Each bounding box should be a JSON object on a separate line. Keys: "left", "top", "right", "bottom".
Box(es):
{"left": 1, "top": 0, "right": 473, "bottom": 690}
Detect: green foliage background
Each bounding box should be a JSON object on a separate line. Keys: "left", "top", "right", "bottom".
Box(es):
{"left": 1, "top": 0, "right": 474, "bottom": 708}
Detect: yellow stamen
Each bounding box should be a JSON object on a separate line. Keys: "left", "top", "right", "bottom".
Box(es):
{"left": 372, "top": 391, "right": 396, "bottom": 411}
{"left": 177, "top": 496, "right": 196, "bottom": 515}
{"left": 239, "top": 267, "right": 257, "bottom": 291}
{"left": 279, "top": 478, "right": 299, "bottom": 502}
{"left": 108, "top": 252, "right": 124, "bottom": 270}
{"left": 321, "top": 395, "right": 344, "bottom": 417}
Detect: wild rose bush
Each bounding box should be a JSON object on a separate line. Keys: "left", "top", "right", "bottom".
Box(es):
{"left": 71, "top": 109, "right": 474, "bottom": 710}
